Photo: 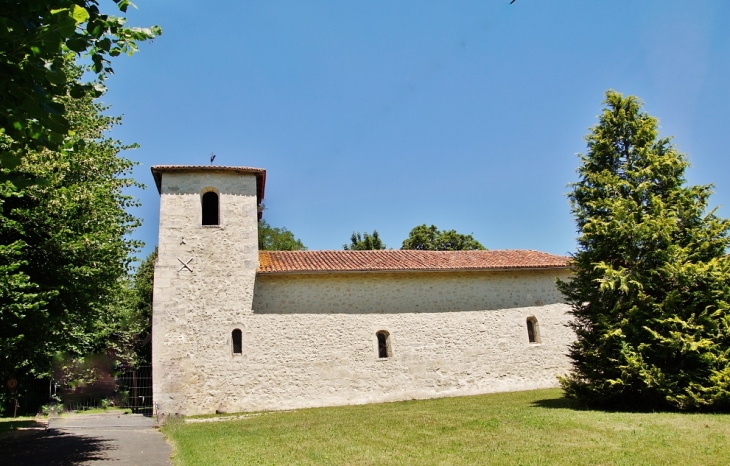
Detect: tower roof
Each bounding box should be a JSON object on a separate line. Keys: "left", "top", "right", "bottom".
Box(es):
{"left": 150, "top": 165, "right": 267, "bottom": 204}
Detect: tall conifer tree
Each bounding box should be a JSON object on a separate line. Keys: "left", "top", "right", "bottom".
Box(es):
{"left": 558, "top": 90, "right": 730, "bottom": 410}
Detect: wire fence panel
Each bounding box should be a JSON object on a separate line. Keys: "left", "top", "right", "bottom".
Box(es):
{"left": 114, "top": 365, "right": 153, "bottom": 415}
{"left": 59, "top": 366, "right": 153, "bottom": 415}
{"left": 2, "top": 366, "right": 153, "bottom": 417}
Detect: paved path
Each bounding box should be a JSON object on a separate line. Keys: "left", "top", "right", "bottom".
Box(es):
{"left": 0, "top": 412, "right": 172, "bottom": 465}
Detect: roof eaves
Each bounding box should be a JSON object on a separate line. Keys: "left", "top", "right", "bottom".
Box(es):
{"left": 150, "top": 165, "right": 267, "bottom": 206}
{"left": 256, "top": 264, "right": 571, "bottom": 275}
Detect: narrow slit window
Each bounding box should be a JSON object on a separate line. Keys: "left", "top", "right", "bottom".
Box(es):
{"left": 526, "top": 317, "right": 540, "bottom": 344}
{"left": 202, "top": 191, "right": 219, "bottom": 225}
{"left": 376, "top": 331, "right": 390, "bottom": 358}
{"left": 232, "top": 329, "right": 242, "bottom": 354}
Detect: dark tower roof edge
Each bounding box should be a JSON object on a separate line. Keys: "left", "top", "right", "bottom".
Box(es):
{"left": 150, "top": 165, "right": 267, "bottom": 205}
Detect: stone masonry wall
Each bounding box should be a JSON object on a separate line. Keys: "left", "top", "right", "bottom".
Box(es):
{"left": 253, "top": 269, "right": 568, "bottom": 314}
{"left": 152, "top": 171, "right": 259, "bottom": 415}
{"left": 214, "top": 301, "right": 572, "bottom": 413}
{"left": 204, "top": 270, "right": 574, "bottom": 414}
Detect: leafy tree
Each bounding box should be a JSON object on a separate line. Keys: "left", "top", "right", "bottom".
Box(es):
{"left": 558, "top": 90, "right": 730, "bottom": 411}
{"left": 33, "top": 248, "right": 154, "bottom": 414}
{"left": 401, "top": 224, "right": 485, "bottom": 251}
{"left": 1, "top": 1, "right": 160, "bottom": 173}
{"left": 258, "top": 220, "right": 306, "bottom": 251}
{"left": 98, "top": 247, "right": 156, "bottom": 369}
{"left": 0, "top": 66, "right": 142, "bottom": 383}
{"left": 131, "top": 248, "right": 156, "bottom": 334}
{"left": 344, "top": 230, "right": 386, "bottom": 250}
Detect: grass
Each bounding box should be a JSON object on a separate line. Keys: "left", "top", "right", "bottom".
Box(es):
{"left": 61, "top": 406, "right": 132, "bottom": 416}
{"left": 0, "top": 416, "right": 45, "bottom": 435}
{"left": 0, "top": 406, "right": 131, "bottom": 435}
{"left": 161, "top": 388, "right": 730, "bottom": 465}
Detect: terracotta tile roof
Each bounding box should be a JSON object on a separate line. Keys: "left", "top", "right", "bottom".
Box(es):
{"left": 258, "top": 250, "right": 570, "bottom": 274}
{"left": 150, "top": 165, "right": 266, "bottom": 203}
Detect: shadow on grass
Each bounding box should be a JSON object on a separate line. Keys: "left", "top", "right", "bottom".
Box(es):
{"left": 0, "top": 427, "right": 114, "bottom": 466}
{"left": 530, "top": 396, "right": 587, "bottom": 411}
{"left": 0, "top": 419, "right": 45, "bottom": 434}
{"left": 530, "top": 395, "right": 684, "bottom": 414}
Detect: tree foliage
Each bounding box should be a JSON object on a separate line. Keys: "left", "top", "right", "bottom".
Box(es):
{"left": 0, "top": 0, "right": 160, "bottom": 171}
{"left": 558, "top": 90, "right": 730, "bottom": 411}
{"left": 401, "top": 224, "right": 485, "bottom": 251}
{"left": 344, "top": 230, "right": 386, "bottom": 250}
{"left": 0, "top": 68, "right": 142, "bottom": 381}
{"left": 98, "top": 247, "right": 156, "bottom": 369}
{"left": 131, "top": 248, "right": 156, "bottom": 335}
{"left": 258, "top": 220, "right": 306, "bottom": 251}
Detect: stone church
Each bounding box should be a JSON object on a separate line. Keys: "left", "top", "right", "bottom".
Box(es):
{"left": 150, "top": 165, "right": 574, "bottom": 416}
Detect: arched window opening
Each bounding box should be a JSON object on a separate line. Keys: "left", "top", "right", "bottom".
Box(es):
{"left": 526, "top": 317, "right": 540, "bottom": 344}
{"left": 376, "top": 331, "right": 391, "bottom": 358}
{"left": 232, "top": 329, "right": 242, "bottom": 354}
{"left": 202, "top": 191, "right": 219, "bottom": 225}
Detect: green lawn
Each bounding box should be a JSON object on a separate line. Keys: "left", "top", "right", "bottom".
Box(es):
{"left": 61, "top": 406, "right": 132, "bottom": 416}
{"left": 0, "top": 416, "right": 45, "bottom": 436}
{"left": 162, "top": 388, "right": 730, "bottom": 465}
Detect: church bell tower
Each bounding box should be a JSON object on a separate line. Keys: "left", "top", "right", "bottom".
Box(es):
{"left": 150, "top": 165, "right": 265, "bottom": 415}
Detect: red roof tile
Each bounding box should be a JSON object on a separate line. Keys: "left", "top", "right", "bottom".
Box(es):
{"left": 258, "top": 250, "right": 570, "bottom": 274}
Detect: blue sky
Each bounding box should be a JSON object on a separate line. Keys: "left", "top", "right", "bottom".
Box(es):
{"left": 103, "top": 0, "right": 730, "bottom": 258}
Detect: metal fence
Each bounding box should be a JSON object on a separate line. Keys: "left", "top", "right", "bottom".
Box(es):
{"left": 2, "top": 366, "right": 153, "bottom": 417}
{"left": 60, "top": 365, "right": 153, "bottom": 415}
{"left": 114, "top": 365, "right": 153, "bottom": 415}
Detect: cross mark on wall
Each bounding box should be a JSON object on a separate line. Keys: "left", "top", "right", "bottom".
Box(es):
{"left": 178, "top": 257, "right": 193, "bottom": 273}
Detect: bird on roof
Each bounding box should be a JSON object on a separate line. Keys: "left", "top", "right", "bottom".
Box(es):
{"left": 210, "top": 152, "right": 216, "bottom": 165}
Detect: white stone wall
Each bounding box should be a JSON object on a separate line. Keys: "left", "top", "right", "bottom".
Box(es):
{"left": 209, "top": 270, "right": 574, "bottom": 413}
{"left": 215, "top": 303, "right": 572, "bottom": 413}
{"left": 253, "top": 269, "right": 568, "bottom": 314}
{"left": 152, "top": 171, "right": 260, "bottom": 415}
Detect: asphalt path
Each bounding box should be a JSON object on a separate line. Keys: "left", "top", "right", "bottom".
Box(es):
{"left": 0, "top": 412, "right": 172, "bottom": 465}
